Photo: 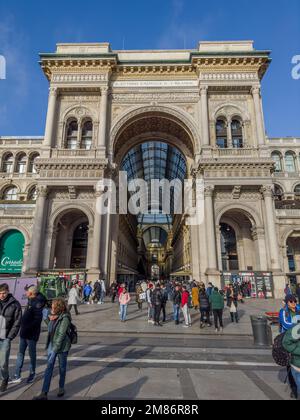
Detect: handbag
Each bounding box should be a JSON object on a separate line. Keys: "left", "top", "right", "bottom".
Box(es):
{"left": 139, "top": 292, "right": 146, "bottom": 301}
{"left": 230, "top": 302, "right": 237, "bottom": 313}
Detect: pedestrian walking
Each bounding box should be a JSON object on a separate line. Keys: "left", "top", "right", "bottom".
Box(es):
{"left": 226, "top": 284, "right": 239, "bottom": 324}
{"left": 191, "top": 283, "right": 200, "bottom": 310}
{"left": 173, "top": 285, "right": 182, "bottom": 325}
{"left": 10, "top": 286, "right": 46, "bottom": 385}
{"left": 119, "top": 287, "right": 131, "bottom": 322}
{"left": 181, "top": 286, "right": 192, "bottom": 328}
{"left": 199, "top": 288, "right": 211, "bottom": 328}
{"left": 83, "top": 282, "right": 93, "bottom": 304}
{"left": 210, "top": 287, "right": 225, "bottom": 333}
{"left": 206, "top": 282, "right": 214, "bottom": 298}
{"left": 135, "top": 283, "right": 144, "bottom": 312}
{"left": 283, "top": 323, "right": 300, "bottom": 400}
{"left": 100, "top": 279, "right": 106, "bottom": 304}
{"left": 110, "top": 282, "right": 117, "bottom": 303}
{"left": 68, "top": 284, "right": 80, "bottom": 316}
{"left": 161, "top": 283, "right": 168, "bottom": 323}
{"left": 146, "top": 284, "right": 154, "bottom": 324}
{"left": 152, "top": 283, "right": 163, "bottom": 327}
{"left": 0, "top": 283, "right": 22, "bottom": 393}
{"left": 94, "top": 280, "right": 102, "bottom": 304}
{"left": 33, "top": 299, "right": 72, "bottom": 400}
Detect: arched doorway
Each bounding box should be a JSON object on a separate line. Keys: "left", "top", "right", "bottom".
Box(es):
{"left": 111, "top": 111, "right": 196, "bottom": 284}
{"left": 0, "top": 230, "right": 25, "bottom": 275}
{"left": 220, "top": 223, "right": 239, "bottom": 271}
{"left": 52, "top": 210, "right": 89, "bottom": 270}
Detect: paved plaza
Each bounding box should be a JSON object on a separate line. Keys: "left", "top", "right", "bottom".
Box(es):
{"left": 0, "top": 298, "right": 293, "bottom": 401}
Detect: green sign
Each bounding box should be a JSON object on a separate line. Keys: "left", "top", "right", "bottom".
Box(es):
{"left": 0, "top": 230, "right": 25, "bottom": 274}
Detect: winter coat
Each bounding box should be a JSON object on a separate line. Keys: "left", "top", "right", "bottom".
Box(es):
{"left": 100, "top": 280, "right": 106, "bottom": 293}
{"left": 83, "top": 284, "right": 93, "bottom": 298}
{"left": 226, "top": 290, "right": 238, "bottom": 309}
{"left": 161, "top": 288, "right": 168, "bottom": 305}
{"left": 279, "top": 305, "right": 300, "bottom": 333}
{"left": 283, "top": 324, "right": 300, "bottom": 369}
{"left": 192, "top": 287, "right": 200, "bottom": 307}
{"left": 209, "top": 291, "right": 225, "bottom": 311}
{"left": 68, "top": 288, "right": 79, "bottom": 305}
{"left": 181, "top": 291, "right": 190, "bottom": 307}
{"left": 94, "top": 282, "right": 102, "bottom": 297}
{"left": 20, "top": 293, "right": 46, "bottom": 342}
{"left": 119, "top": 292, "right": 131, "bottom": 306}
{"left": 135, "top": 285, "right": 144, "bottom": 303}
{"left": 173, "top": 290, "right": 182, "bottom": 306}
{"left": 0, "top": 294, "right": 22, "bottom": 341}
{"left": 151, "top": 288, "right": 163, "bottom": 306}
{"left": 206, "top": 287, "right": 213, "bottom": 297}
{"left": 199, "top": 292, "right": 210, "bottom": 310}
{"left": 45, "top": 313, "right": 72, "bottom": 354}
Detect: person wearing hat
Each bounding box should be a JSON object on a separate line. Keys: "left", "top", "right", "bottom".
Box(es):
{"left": 279, "top": 295, "right": 300, "bottom": 333}
{"left": 283, "top": 323, "right": 300, "bottom": 400}
{"left": 9, "top": 285, "right": 46, "bottom": 385}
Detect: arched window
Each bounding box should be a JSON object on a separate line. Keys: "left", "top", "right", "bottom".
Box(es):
{"left": 285, "top": 152, "right": 296, "bottom": 173}
{"left": 2, "top": 154, "right": 14, "bottom": 174}
{"left": 66, "top": 120, "right": 78, "bottom": 150}
{"left": 294, "top": 185, "right": 300, "bottom": 194}
{"left": 273, "top": 184, "right": 284, "bottom": 201}
{"left": 216, "top": 119, "right": 228, "bottom": 148}
{"left": 231, "top": 119, "right": 243, "bottom": 148}
{"left": 81, "top": 121, "right": 93, "bottom": 150}
{"left": 28, "top": 186, "right": 37, "bottom": 201}
{"left": 16, "top": 154, "right": 27, "bottom": 174}
{"left": 28, "top": 153, "right": 40, "bottom": 174}
{"left": 271, "top": 152, "right": 283, "bottom": 172}
{"left": 3, "top": 186, "right": 18, "bottom": 201}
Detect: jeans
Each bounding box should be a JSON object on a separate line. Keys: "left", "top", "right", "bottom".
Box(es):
{"left": 291, "top": 367, "right": 300, "bottom": 397}
{"left": 0, "top": 338, "right": 11, "bottom": 382}
{"left": 148, "top": 304, "right": 154, "bottom": 320}
{"left": 154, "top": 305, "right": 162, "bottom": 324}
{"left": 15, "top": 338, "right": 37, "bottom": 377}
{"left": 100, "top": 291, "right": 106, "bottom": 304}
{"left": 182, "top": 305, "right": 192, "bottom": 326}
{"left": 173, "top": 304, "right": 180, "bottom": 323}
{"left": 161, "top": 304, "right": 166, "bottom": 322}
{"left": 200, "top": 309, "right": 211, "bottom": 325}
{"left": 120, "top": 304, "right": 127, "bottom": 321}
{"left": 68, "top": 304, "right": 79, "bottom": 315}
{"left": 42, "top": 346, "right": 69, "bottom": 394}
{"left": 230, "top": 311, "right": 239, "bottom": 323}
{"left": 213, "top": 309, "right": 224, "bottom": 329}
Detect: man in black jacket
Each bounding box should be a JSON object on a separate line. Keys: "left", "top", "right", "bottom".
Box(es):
{"left": 10, "top": 285, "right": 46, "bottom": 385}
{"left": 0, "top": 283, "right": 22, "bottom": 393}
{"left": 151, "top": 283, "right": 163, "bottom": 326}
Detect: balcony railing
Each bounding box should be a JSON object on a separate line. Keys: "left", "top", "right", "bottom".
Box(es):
{"left": 50, "top": 149, "right": 98, "bottom": 158}
{"left": 211, "top": 147, "right": 260, "bottom": 158}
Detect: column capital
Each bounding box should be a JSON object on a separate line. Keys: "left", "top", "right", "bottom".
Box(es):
{"left": 49, "top": 86, "right": 58, "bottom": 96}
{"left": 260, "top": 185, "right": 273, "bottom": 198}
{"left": 101, "top": 87, "right": 110, "bottom": 96}
{"left": 251, "top": 86, "right": 261, "bottom": 96}
{"left": 37, "top": 186, "right": 49, "bottom": 198}
{"left": 204, "top": 186, "right": 215, "bottom": 197}
{"left": 199, "top": 85, "right": 208, "bottom": 95}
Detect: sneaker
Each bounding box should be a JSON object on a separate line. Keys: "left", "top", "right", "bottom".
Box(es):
{"left": 9, "top": 376, "right": 22, "bottom": 385}
{"left": 33, "top": 393, "right": 48, "bottom": 401}
{"left": 220, "top": 328, "right": 224, "bottom": 333}
{"left": 0, "top": 380, "right": 8, "bottom": 393}
{"left": 183, "top": 325, "right": 189, "bottom": 328}
{"left": 26, "top": 373, "right": 36, "bottom": 384}
{"left": 57, "top": 388, "right": 65, "bottom": 398}
{"left": 215, "top": 329, "right": 219, "bottom": 333}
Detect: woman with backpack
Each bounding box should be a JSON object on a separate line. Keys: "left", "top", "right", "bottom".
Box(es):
{"left": 283, "top": 324, "right": 300, "bottom": 400}
{"left": 33, "top": 298, "right": 72, "bottom": 400}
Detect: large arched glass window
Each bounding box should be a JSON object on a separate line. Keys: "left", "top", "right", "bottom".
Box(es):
{"left": 66, "top": 120, "right": 78, "bottom": 150}
{"left": 272, "top": 152, "right": 283, "bottom": 172}
{"left": 3, "top": 186, "right": 18, "bottom": 201}
{"left": 231, "top": 119, "right": 243, "bottom": 148}
{"left": 28, "top": 186, "right": 38, "bottom": 201}
{"left": 28, "top": 153, "right": 40, "bottom": 174}
{"left": 216, "top": 119, "right": 228, "bottom": 148}
{"left": 285, "top": 152, "right": 296, "bottom": 173}
{"left": 294, "top": 185, "right": 300, "bottom": 194}
{"left": 81, "top": 121, "right": 93, "bottom": 150}
{"left": 2, "top": 154, "right": 14, "bottom": 174}
{"left": 16, "top": 154, "right": 27, "bottom": 174}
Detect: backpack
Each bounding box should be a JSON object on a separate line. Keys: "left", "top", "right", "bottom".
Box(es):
{"left": 67, "top": 322, "right": 78, "bottom": 345}
{"left": 272, "top": 332, "right": 291, "bottom": 367}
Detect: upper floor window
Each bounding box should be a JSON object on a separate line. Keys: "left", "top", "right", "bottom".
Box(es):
{"left": 271, "top": 152, "right": 283, "bottom": 172}
{"left": 3, "top": 186, "right": 18, "bottom": 201}
{"left": 66, "top": 120, "right": 78, "bottom": 150}
{"left": 273, "top": 184, "right": 284, "bottom": 201}
{"left": 28, "top": 186, "right": 38, "bottom": 201}
{"left": 231, "top": 119, "right": 243, "bottom": 148}
{"left": 81, "top": 121, "right": 93, "bottom": 150}
{"left": 216, "top": 119, "right": 228, "bottom": 148}
{"left": 3, "top": 154, "right": 14, "bottom": 174}
{"left": 16, "top": 154, "right": 27, "bottom": 174}
{"left": 285, "top": 152, "right": 296, "bottom": 173}
{"left": 28, "top": 153, "right": 40, "bottom": 174}
{"left": 295, "top": 185, "right": 300, "bottom": 195}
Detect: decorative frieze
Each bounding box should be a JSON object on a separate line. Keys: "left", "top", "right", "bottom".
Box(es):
{"left": 201, "top": 72, "right": 258, "bottom": 81}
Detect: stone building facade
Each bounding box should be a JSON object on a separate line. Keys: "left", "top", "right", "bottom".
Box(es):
{"left": 0, "top": 40, "right": 299, "bottom": 297}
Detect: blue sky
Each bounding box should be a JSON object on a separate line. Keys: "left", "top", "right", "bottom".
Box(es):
{"left": 0, "top": 0, "right": 299, "bottom": 137}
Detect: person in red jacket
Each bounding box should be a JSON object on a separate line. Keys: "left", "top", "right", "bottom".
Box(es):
{"left": 181, "top": 286, "right": 192, "bottom": 328}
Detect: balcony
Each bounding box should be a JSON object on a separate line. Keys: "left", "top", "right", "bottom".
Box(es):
{"left": 211, "top": 147, "right": 260, "bottom": 158}
{"left": 50, "top": 149, "right": 98, "bottom": 159}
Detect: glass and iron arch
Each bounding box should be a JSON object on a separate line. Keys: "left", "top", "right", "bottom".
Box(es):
{"left": 231, "top": 118, "right": 244, "bottom": 148}
{"left": 81, "top": 120, "right": 93, "bottom": 150}
{"left": 285, "top": 151, "right": 297, "bottom": 173}
{"left": 2, "top": 153, "right": 14, "bottom": 174}
{"left": 216, "top": 118, "right": 228, "bottom": 148}
{"left": 271, "top": 151, "right": 283, "bottom": 173}
{"left": 3, "top": 186, "right": 18, "bottom": 201}
{"left": 65, "top": 119, "right": 79, "bottom": 150}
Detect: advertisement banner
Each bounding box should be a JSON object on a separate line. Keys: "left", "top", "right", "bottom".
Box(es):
{"left": 14, "top": 278, "right": 38, "bottom": 307}
{"left": 0, "top": 231, "right": 25, "bottom": 274}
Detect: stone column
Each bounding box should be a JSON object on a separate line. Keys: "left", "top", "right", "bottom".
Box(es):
{"left": 90, "top": 190, "right": 103, "bottom": 273}
{"left": 28, "top": 186, "right": 48, "bottom": 272}
{"left": 294, "top": 252, "right": 300, "bottom": 283}
{"left": 262, "top": 185, "right": 281, "bottom": 271}
{"left": 98, "top": 87, "right": 109, "bottom": 149}
{"left": 227, "top": 121, "right": 232, "bottom": 148}
{"left": 204, "top": 186, "right": 218, "bottom": 273}
{"left": 252, "top": 86, "right": 265, "bottom": 147}
{"left": 44, "top": 87, "right": 58, "bottom": 148}
{"left": 200, "top": 86, "right": 210, "bottom": 147}
{"left": 251, "top": 227, "right": 268, "bottom": 271}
